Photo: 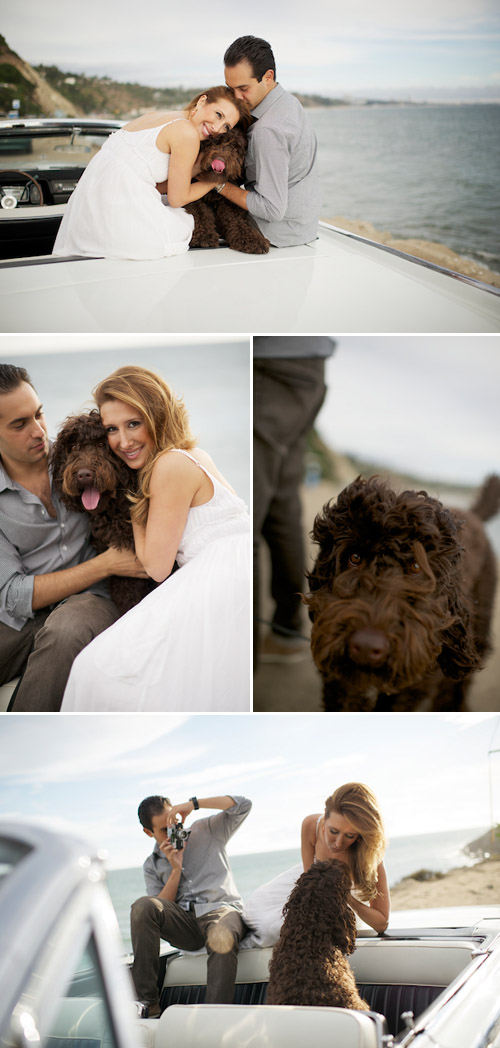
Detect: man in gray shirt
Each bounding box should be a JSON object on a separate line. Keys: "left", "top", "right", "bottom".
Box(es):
{"left": 131, "top": 793, "right": 252, "bottom": 1015}
{"left": 0, "top": 363, "right": 145, "bottom": 710}
{"left": 223, "top": 35, "right": 320, "bottom": 247}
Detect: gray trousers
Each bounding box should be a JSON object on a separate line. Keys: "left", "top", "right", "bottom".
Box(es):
{"left": 0, "top": 593, "right": 119, "bottom": 711}
{"left": 130, "top": 895, "right": 246, "bottom": 1008}
{"left": 253, "top": 357, "right": 327, "bottom": 659}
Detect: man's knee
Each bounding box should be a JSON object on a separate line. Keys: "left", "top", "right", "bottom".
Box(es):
{"left": 206, "top": 911, "right": 244, "bottom": 955}
{"left": 131, "top": 895, "right": 165, "bottom": 925}
{"left": 36, "top": 595, "right": 117, "bottom": 655}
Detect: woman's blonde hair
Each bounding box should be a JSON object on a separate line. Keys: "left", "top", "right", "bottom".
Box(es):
{"left": 185, "top": 86, "right": 252, "bottom": 130}
{"left": 324, "top": 782, "right": 386, "bottom": 901}
{"left": 93, "top": 365, "right": 195, "bottom": 525}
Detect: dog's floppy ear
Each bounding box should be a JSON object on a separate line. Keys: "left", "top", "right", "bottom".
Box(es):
{"left": 438, "top": 595, "right": 482, "bottom": 679}
{"left": 306, "top": 500, "right": 341, "bottom": 597}
{"left": 49, "top": 414, "right": 84, "bottom": 491}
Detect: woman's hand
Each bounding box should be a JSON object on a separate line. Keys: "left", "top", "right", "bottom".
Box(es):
{"left": 348, "top": 863, "right": 390, "bottom": 933}
{"left": 101, "top": 547, "right": 149, "bottom": 578}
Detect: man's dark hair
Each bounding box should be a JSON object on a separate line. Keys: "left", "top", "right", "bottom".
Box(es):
{"left": 138, "top": 795, "right": 171, "bottom": 831}
{"left": 0, "top": 364, "right": 34, "bottom": 395}
{"left": 224, "top": 36, "right": 276, "bottom": 82}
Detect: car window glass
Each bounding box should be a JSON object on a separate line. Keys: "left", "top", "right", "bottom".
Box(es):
{"left": 4, "top": 934, "right": 120, "bottom": 1048}
{"left": 0, "top": 134, "right": 110, "bottom": 169}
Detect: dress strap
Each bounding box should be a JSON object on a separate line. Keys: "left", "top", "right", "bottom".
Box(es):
{"left": 168, "top": 448, "right": 213, "bottom": 482}
{"left": 161, "top": 118, "right": 190, "bottom": 128}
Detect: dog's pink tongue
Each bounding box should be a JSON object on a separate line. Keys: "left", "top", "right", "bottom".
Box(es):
{"left": 211, "top": 158, "right": 225, "bottom": 172}
{"left": 82, "top": 486, "right": 100, "bottom": 511}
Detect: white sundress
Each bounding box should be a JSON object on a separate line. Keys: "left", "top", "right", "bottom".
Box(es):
{"left": 52, "top": 119, "right": 194, "bottom": 259}
{"left": 61, "top": 451, "right": 250, "bottom": 712}
{"left": 242, "top": 818, "right": 368, "bottom": 948}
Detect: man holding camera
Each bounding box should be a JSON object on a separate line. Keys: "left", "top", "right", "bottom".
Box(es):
{"left": 131, "top": 793, "right": 252, "bottom": 1015}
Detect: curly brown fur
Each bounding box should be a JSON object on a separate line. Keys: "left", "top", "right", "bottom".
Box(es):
{"left": 50, "top": 411, "right": 156, "bottom": 615}
{"left": 184, "top": 128, "right": 270, "bottom": 254}
{"left": 304, "top": 475, "right": 499, "bottom": 712}
{"left": 267, "top": 860, "right": 369, "bottom": 1010}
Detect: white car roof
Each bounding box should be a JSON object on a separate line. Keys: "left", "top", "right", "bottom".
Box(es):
{"left": 1, "top": 222, "right": 499, "bottom": 333}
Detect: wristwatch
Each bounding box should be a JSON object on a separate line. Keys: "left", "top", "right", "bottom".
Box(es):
{"left": 190, "top": 796, "right": 199, "bottom": 810}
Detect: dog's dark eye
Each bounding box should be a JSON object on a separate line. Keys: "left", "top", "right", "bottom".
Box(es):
{"left": 409, "top": 562, "right": 421, "bottom": 574}
{"left": 348, "top": 553, "right": 361, "bottom": 567}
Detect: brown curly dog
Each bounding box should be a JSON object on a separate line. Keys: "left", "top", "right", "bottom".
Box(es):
{"left": 267, "top": 860, "right": 368, "bottom": 1009}
{"left": 185, "top": 127, "right": 270, "bottom": 254}
{"left": 50, "top": 410, "right": 157, "bottom": 615}
{"left": 305, "top": 474, "right": 500, "bottom": 712}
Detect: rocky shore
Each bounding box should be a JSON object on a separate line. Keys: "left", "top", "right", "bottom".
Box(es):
{"left": 326, "top": 216, "right": 500, "bottom": 289}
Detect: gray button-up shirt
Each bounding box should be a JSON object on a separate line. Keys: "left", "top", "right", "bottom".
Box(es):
{"left": 143, "top": 796, "right": 252, "bottom": 916}
{"left": 244, "top": 83, "right": 321, "bottom": 248}
{"left": 0, "top": 457, "right": 108, "bottom": 631}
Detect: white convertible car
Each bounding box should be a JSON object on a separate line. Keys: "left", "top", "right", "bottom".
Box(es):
{"left": 0, "top": 119, "right": 499, "bottom": 334}
{"left": 1, "top": 820, "right": 500, "bottom": 1048}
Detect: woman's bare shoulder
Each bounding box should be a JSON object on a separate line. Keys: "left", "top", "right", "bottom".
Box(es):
{"left": 151, "top": 449, "right": 194, "bottom": 477}
{"left": 302, "top": 812, "right": 321, "bottom": 832}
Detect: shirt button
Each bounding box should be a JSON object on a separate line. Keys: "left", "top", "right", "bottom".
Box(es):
{"left": 62, "top": 545, "right": 67, "bottom": 551}
{"left": 61, "top": 522, "right": 65, "bottom": 529}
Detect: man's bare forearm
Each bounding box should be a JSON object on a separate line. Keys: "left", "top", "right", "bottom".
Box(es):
{"left": 31, "top": 548, "right": 145, "bottom": 610}
{"left": 218, "top": 183, "right": 249, "bottom": 211}
{"left": 32, "top": 553, "right": 112, "bottom": 610}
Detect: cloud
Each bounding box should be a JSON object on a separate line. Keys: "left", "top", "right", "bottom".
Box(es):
{"left": 0, "top": 716, "right": 189, "bottom": 785}
{"left": 2, "top": 0, "right": 499, "bottom": 96}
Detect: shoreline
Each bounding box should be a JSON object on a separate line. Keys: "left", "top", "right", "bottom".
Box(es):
{"left": 390, "top": 855, "right": 500, "bottom": 910}
{"left": 325, "top": 216, "right": 500, "bottom": 289}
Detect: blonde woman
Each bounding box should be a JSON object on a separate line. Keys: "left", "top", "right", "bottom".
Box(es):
{"left": 53, "top": 87, "right": 250, "bottom": 259}
{"left": 243, "top": 783, "right": 389, "bottom": 946}
{"left": 61, "top": 365, "right": 250, "bottom": 712}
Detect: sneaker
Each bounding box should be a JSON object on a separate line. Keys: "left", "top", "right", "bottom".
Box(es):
{"left": 260, "top": 630, "right": 309, "bottom": 663}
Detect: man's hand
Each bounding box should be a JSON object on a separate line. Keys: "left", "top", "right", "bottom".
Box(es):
{"left": 101, "top": 547, "right": 149, "bottom": 578}
{"left": 158, "top": 837, "right": 185, "bottom": 871}
{"left": 167, "top": 800, "right": 195, "bottom": 825}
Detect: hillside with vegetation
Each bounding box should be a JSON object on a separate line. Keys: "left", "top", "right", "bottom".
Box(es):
{"left": 0, "top": 34, "right": 78, "bottom": 116}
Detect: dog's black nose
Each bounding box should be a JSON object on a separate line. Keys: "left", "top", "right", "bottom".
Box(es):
{"left": 348, "top": 629, "right": 390, "bottom": 667}
{"left": 77, "top": 468, "right": 94, "bottom": 484}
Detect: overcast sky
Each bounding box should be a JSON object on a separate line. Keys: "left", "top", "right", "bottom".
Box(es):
{"left": 2, "top": 0, "right": 500, "bottom": 101}
{"left": 0, "top": 712, "right": 498, "bottom": 870}
{"left": 316, "top": 335, "right": 500, "bottom": 487}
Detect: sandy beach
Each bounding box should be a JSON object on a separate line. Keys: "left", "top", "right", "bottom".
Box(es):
{"left": 326, "top": 216, "right": 500, "bottom": 289}
{"left": 390, "top": 855, "right": 500, "bottom": 910}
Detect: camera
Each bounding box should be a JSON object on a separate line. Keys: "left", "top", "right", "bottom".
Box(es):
{"left": 167, "top": 822, "right": 189, "bottom": 850}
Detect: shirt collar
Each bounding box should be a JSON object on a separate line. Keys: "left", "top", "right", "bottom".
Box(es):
{"left": 251, "top": 82, "right": 284, "bottom": 120}
{"left": 0, "top": 458, "right": 16, "bottom": 494}
{"left": 0, "top": 444, "right": 54, "bottom": 496}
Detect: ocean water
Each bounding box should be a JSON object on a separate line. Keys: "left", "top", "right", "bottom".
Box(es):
{"left": 108, "top": 824, "right": 486, "bottom": 952}
{"left": 310, "top": 104, "right": 500, "bottom": 274}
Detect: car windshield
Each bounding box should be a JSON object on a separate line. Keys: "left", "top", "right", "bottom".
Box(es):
{"left": 0, "top": 128, "right": 113, "bottom": 171}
